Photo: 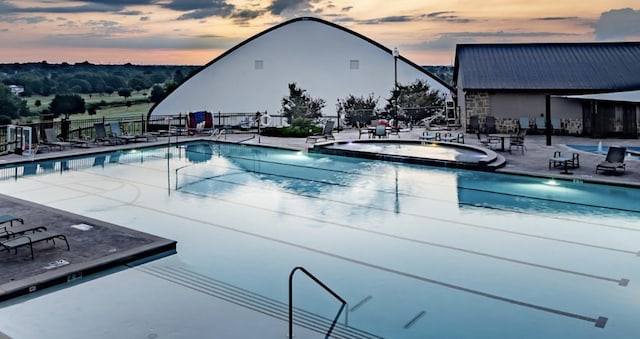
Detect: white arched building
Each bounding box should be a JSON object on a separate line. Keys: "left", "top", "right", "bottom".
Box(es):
{"left": 149, "top": 17, "right": 452, "bottom": 122}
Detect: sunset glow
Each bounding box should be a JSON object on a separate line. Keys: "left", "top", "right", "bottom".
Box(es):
{"left": 0, "top": 0, "right": 638, "bottom": 65}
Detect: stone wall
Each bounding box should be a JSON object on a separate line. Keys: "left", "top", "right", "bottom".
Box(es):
{"left": 464, "top": 91, "right": 490, "bottom": 127}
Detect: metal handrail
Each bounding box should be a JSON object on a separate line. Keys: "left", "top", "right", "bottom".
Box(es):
{"left": 288, "top": 266, "right": 348, "bottom": 338}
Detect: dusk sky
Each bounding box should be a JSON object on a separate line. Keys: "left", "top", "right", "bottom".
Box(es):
{"left": 1, "top": 0, "right": 639, "bottom": 66}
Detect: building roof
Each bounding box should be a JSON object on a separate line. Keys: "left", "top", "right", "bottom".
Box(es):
{"left": 454, "top": 42, "right": 640, "bottom": 93}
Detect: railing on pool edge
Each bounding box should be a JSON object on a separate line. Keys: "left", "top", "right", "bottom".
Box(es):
{"left": 289, "top": 266, "right": 348, "bottom": 338}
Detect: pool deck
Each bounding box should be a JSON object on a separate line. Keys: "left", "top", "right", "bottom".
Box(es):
{"left": 0, "top": 127, "right": 638, "bottom": 338}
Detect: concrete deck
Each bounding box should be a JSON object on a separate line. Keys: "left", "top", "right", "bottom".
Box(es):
{"left": 0, "top": 195, "right": 176, "bottom": 302}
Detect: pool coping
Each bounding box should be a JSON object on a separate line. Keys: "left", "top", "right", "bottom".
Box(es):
{"left": 309, "top": 139, "right": 506, "bottom": 171}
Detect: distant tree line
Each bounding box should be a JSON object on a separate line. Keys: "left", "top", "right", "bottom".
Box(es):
{"left": 0, "top": 61, "right": 199, "bottom": 121}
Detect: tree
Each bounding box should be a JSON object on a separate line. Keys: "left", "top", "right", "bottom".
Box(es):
{"left": 129, "top": 77, "right": 147, "bottom": 92}
{"left": 117, "top": 88, "right": 132, "bottom": 102}
{"left": 173, "top": 69, "right": 185, "bottom": 83}
{"left": 336, "top": 93, "right": 379, "bottom": 127}
{"left": 385, "top": 79, "right": 445, "bottom": 124}
{"left": 48, "top": 94, "right": 85, "bottom": 118}
{"left": 150, "top": 85, "right": 165, "bottom": 104}
{"left": 281, "top": 83, "right": 325, "bottom": 124}
{"left": 0, "top": 84, "right": 30, "bottom": 118}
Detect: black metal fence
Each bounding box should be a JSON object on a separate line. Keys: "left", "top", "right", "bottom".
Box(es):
{"left": 0, "top": 112, "right": 292, "bottom": 155}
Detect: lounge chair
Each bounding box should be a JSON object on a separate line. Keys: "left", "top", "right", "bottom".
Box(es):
{"left": 109, "top": 122, "right": 138, "bottom": 143}
{"left": 1, "top": 224, "right": 47, "bottom": 239}
{"left": 518, "top": 117, "right": 531, "bottom": 132}
{"left": 535, "top": 117, "right": 546, "bottom": 133}
{"left": 1, "top": 230, "right": 69, "bottom": 260}
{"left": 44, "top": 128, "right": 72, "bottom": 150}
{"left": 306, "top": 120, "right": 335, "bottom": 143}
{"left": 596, "top": 146, "right": 627, "bottom": 174}
{"left": 94, "top": 123, "right": 120, "bottom": 145}
{"left": 551, "top": 118, "right": 562, "bottom": 134}
{"left": 0, "top": 214, "right": 24, "bottom": 228}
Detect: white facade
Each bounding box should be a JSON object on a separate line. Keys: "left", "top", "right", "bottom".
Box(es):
{"left": 8, "top": 85, "right": 24, "bottom": 96}
{"left": 149, "top": 17, "right": 451, "bottom": 120}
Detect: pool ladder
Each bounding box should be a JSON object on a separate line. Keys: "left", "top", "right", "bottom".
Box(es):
{"left": 289, "top": 266, "right": 348, "bottom": 338}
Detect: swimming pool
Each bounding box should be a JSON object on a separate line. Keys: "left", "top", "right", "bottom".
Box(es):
{"left": 568, "top": 144, "right": 640, "bottom": 160}
{"left": 1, "top": 141, "right": 639, "bottom": 338}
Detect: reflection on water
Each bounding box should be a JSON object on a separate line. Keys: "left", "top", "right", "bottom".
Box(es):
{"left": 323, "top": 141, "right": 488, "bottom": 162}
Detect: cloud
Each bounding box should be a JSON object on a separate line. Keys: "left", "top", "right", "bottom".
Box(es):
{"left": 231, "top": 9, "right": 265, "bottom": 25}
{"left": 534, "top": 16, "right": 579, "bottom": 21}
{"left": 40, "top": 32, "right": 238, "bottom": 51}
{"left": 0, "top": 1, "right": 127, "bottom": 14}
{"left": 407, "top": 30, "right": 581, "bottom": 51}
{"left": 0, "top": 15, "right": 49, "bottom": 24}
{"left": 594, "top": 8, "right": 640, "bottom": 41}
{"left": 341, "top": 6, "right": 352, "bottom": 12}
{"left": 360, "top": 16, "right": 413, "bottom": 25}
{"left": 267, "top": 0, "right": 314, "bottom": 15}
{"left": 162, "top": 0, "right": 236, "bottom": 20}
{"left": 423, "top": 11, "right": 473, "bottom": 24}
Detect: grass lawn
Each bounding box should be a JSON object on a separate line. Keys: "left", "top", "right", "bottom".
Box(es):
{"left": 20, "top": 92, "right": 153, "bottom": 122}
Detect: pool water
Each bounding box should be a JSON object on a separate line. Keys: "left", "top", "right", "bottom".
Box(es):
{"left": 1, "top": 141, "right": 639, "bottom": 338}
{"left": 568, "top": 144, "right": 640, "bottom": 160}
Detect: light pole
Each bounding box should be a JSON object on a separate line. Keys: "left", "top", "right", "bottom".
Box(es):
{"left": 393, "top": 47, "right": 399, "bottom": 130}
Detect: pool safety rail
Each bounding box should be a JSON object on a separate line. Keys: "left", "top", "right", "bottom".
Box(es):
{"left": 289, "top": 266, "right": 348, "bottom": 338}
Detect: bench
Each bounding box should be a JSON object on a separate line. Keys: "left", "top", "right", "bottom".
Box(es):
{"left": 1, "top": 231, "right": 70, "bottom": 260}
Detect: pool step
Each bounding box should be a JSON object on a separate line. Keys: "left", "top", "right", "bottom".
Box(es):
{"left": 137, "top": 264, "right": 382, "bottom": 339}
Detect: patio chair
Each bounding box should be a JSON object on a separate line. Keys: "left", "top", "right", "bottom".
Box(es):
{"left": 1, "top": 230, "right": 70, "bottom": 260}
{"left": 484, "top": 116, "right": 496, "bottom": 134}
{"left": 43, "top": 128, "right": 72, "bottom": 150}
{"left": 305, "top": 120, "right": 335, "bottom": 143}
{"left": 476, "top": 133, "right": 499, "bottom": 149}
{"left": 356, "top": 122, "right": 371, "bottom": 139}
{"left": 467, "top": 115, "right": 479, "bottom": 133}
{"left": 508, "top": 129, "right": 527, "bottom": 154}
{"left": 374, "top": 124, "right": 388, "bottom": 138}
{"left": 596, "top": 146, "right": 627, "bottom": 174}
